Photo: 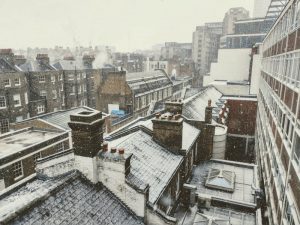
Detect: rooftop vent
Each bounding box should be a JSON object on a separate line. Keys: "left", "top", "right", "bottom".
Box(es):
{"left": 205, "top": 168, "right": 235, "bottom": 192}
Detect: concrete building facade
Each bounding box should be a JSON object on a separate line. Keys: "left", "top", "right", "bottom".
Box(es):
{"left": 257, "top": 0, "right": 300, "bottom": 224}
{"left": 223, "top": 7, "right": 250, "bottom": 36}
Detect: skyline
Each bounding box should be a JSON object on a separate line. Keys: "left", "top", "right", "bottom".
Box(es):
{"left": 0, "top": 0, "right": 254, "bottom": 52}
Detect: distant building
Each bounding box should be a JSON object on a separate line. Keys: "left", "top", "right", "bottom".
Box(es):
{"left": 161, "top": 42, "right": 192, "bottom": 61}
{"left": 95, "top": 69, "right": 173, "bottom": 119}
{"left": 0, "top": 49, "right": 30, "bottom": 134}
{"left": 192, "top": 22, "right": 223, "bottom": 86}
{"left": 143, "top": 58, "right": 168, "bottom": 73}
{"left": 113, "top": 52, "right": 144, "bottom": 72}
{"left": 223, "top": 7, "right": 250, "bottom": 36}
{"left": 221, "top": 18, "right": 274, "bottom": 49}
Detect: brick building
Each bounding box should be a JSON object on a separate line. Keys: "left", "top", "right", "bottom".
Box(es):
{"left": 20, "top": 54, "right": 63, "bottom": 116}
{"left": 96, "top": 69, "right": 173, "bottom": 118}
{"left": 0, "top": 127, "right": 69, "bottom": 190}
{"left": 0, "top": 49, "right": 30, "bottom": 134}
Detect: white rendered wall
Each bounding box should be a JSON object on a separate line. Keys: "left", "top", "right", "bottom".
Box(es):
{"left": 98, "top": 159, "right": 146, "bottom": 218}
{"left": 74, "top": 155, "right": 98, "bottom": 183}
{"left": 204, "top": 48, "right": 252, "bottom": 86}
{"left": 253, "top": 0, "right": 271, "bottom": 18}
{"left": 250, "top": 53, "right": 262, "bottom": 95}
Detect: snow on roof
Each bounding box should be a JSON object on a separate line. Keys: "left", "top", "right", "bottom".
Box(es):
{"left": 38, "top": 107, "right": 97, "bottom": 131}
{"left": 183, "top": 86, "right": 223, "bottom": 121}
{"left": 205, "top": 168, "right": 235, "bottom": 192}
{"left": 19, "top": 60, "right": 56, "bottom": 72}
{"left": 190, "top": 160, "right": 257, "bottom": 206}
{"left": 121, "top": 115, "right": 200, "bottom": 150}
{"left": 0, "top": 128, "right": 61, "bottom": 160}
{"left": 126, "top": 70, "right": 173, "bottom": 95}
{"left": 213, "top": 84, "right": 251, "bottom": 96}
{"left": 0, "top": 172, "right": 144, "bottom": 225}
{"left": 107, "top": 130, "right": 183, "bottom": 204}
{"left": 193, "top": 207, "right": 256, "bottom": 225}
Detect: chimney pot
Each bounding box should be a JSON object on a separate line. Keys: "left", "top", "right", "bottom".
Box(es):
{"left": 118, "top": 148, "right": 125, "bottom": 154}
{"left": 174, "top": 114, "right": 181, "bottom": 120}
{"left": 103, "top": 142, "right": 108, "bottom": 151}
{"left": 155, "top": 113, "right": 161, "bottom": 119}
{"left": 208, "top": 99, "right": 212, "bottom": 107}
{"left": 111, "top": 147, "right": 117, "bottom": 153}
{"left": 168, "top": 115, "right": 173, "bottom": 120}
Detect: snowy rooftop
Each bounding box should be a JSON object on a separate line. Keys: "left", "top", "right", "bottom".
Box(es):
{"left": 126, "top": 70, "right": 173, "bottom": 95}
{"left": 213, "top": 84, "right": 251, "bottom": 96}
{"left": 122, "top": 116, "right": 200, "bottom": 150}
{"left": 0, "top": 128, "right": 61, "bottom": 160}
{"left": 16, "top": 107, "right": 98, "bottom": 131}
{"left": 19, "top": 60, "right": 56, "bottom": 72}
{"left": 175, "top": 205, "right": 256, "bottom": 225}
{"left": 183, "top": 86, "right": 223, "bottom": 121}
{"left": 193, "top": 207, "right": 256, "bottom": 225}
{"left": 0, "top": 172, "right": 144, "bottom": 224}
{"left": 190, "top": 160, "right": 258, "bottom": 207}
{"left": 52, "top": 58, "right": 89, "bottom": 70}
{"left": 107, "top": 129, "right": 184, "bottom": 204}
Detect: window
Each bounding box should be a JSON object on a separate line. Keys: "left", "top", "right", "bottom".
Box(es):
{"left": 38, "top": 75, "right": 45, "bottom": 83}
{"left": 59, "top": 74, "right": 63, "bottom": 80}
{"left": 24, "top": 92, "right": 28, "bottom": 104}
{"left": 37, "top": 104, "right": 45, "bottom": 114}
{"left": 56, "top": 142, "right": 64, "bottom": 152}
{"left": 82, "top": 73, "right": 86, "bottom": 79}
{"left": 13, "top": 161, "right": 23, "bottom": 180}
{"left": 33, "top": 152, "right": 42, "bottom": 164}
{"left": 51, "top": 75, "right": 55, "bottom": 83}
{"left": 52, "top": 90, "right": 57, "bottom": 99}
{"left": 13, "top": 94, "right": 21, "bottom": 107}
{"left": 0, "top": 96, "right": 6, "bottom": 108}
{"left": 61, "top": 83, "right": 64, "bottom": 91}
{"left": 40, "top": 90, "right": 47, "bottom": 98}
{"left": 68, "top": 74, "right": 74, "bottom": 80}
{"left": 16, "top": 116, "right": 23, "bottom": 122}
{"left": 78, "top": 85, "right": 81, "bottom": 94}
{"left": 4, "top": 79, "right": 10, "bottom": 87}
{"left": 176, "top": 173, "right": 180, "bottom": 198}
{"left": 0, "top": 119, "right": 9, "bottom": 134}
{"left": 14, "top": 78, "right": 20, "bottom": 86}
{"left": 293, "top": 133, "right": 300, "bottom": 165}
{"left": 71, "top": 86, "right": 75, "bottom": 94}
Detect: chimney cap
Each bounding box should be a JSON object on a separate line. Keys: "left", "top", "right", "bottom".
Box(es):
{"left": 111, "top": 147, "right": 117, "bottom": 153}
{"left": 118, "top": 148, "right": 125, "bottom": 154}
{"left": 208, "top": 99, "right": 212, "bottom": 107}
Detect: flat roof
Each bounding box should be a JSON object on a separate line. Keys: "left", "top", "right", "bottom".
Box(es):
{"left": 190, "top": 159, "right": 258, "bottom": 207}
{"left": 0, "top": 128, "right": 60, "bottom": 160}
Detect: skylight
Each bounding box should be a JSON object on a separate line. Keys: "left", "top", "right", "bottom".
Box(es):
{"left": 205, "top": 168, "right": 235, "bottom": 192}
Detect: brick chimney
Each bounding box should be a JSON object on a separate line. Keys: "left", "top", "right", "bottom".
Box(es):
{"left": 165, "top": 100, "right": 183, "bottom": 115}
{"left": 36, "top": 54, "right": 50, "bottom": 65}
{"left": 82, "top": 54, "right": 95, "bottom": 68}
{"left": 152, "top": 113, "right": 183, "bottom": 154}
{"left": 15, "top": 55, "right": 26, "bottom": 66}
{"left": 0, "top": 49, "right": 15, "bottom": 65}
{"left": 68, "top": 111, "right": 105, "bottom": 157}
{"left": 205, "top": 99, "right": 213, "bottom": 124}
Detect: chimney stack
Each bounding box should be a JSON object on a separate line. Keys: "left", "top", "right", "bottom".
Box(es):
{"left": 83, "top": 54, "right": 95, "bottom": 69}
{"left": 15, "top": 55, "right": 26, "bottom": 66}
{"left": 36, "top": 54, "right": 50, "bottom": 65}
{"left": 68, "top": 111, "right": 105, "bottom": 157}
{"left": 165, "top": 100, "right": 183, "bottom": 115}
{"left": 152, "top": 113, "right": 183, "bottom": 154}
{"left": 0, "top": 49, "right": 15, "bottom": 65}
{"left": 205, "top": 99, "right": 213, "bottom": 124}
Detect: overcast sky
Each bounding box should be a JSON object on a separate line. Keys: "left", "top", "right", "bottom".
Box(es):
{"left": 0, "top": 0, "right": 254, "bottom": 52}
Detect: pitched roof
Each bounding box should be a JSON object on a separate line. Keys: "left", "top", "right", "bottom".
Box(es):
{"left": 183, "top": 86, "right": 223, "bottom": 121}
{"left": 126, "top": 70, "right": 173, "bottom": 95}
{"left": 123, "top": 116, "right": 200, "bottom": 150}
{"left": 19, "top": 60, "right": 57, "bottom": 72}
{"left": 0, "top": 172, "right": 144, "bottom": 225}
{"left": 107, "top": 130, "right": 183, "bottom": 204}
